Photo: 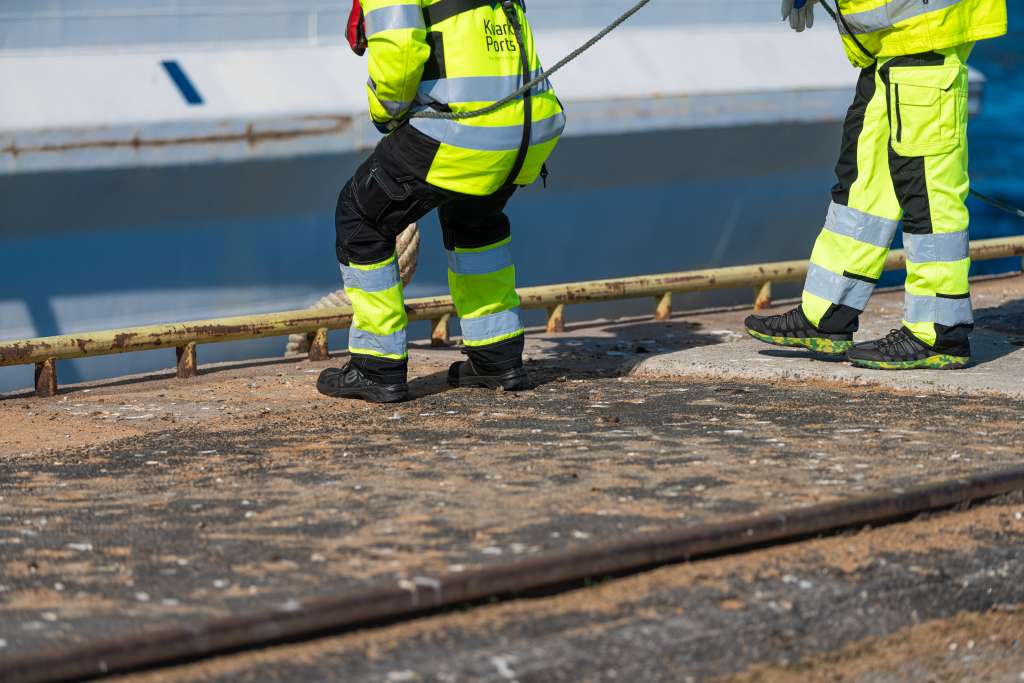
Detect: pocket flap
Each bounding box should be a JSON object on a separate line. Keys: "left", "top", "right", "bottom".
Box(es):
{"left": 889, "top": 64, "right": 961, "bottom": 91}
{"left": 897, "top": 82, "right": 938, "bottom": 106}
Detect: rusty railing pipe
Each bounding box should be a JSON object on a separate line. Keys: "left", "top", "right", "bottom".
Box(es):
{"left": 1, "top": 236, "right": 1022, "bottom": 374}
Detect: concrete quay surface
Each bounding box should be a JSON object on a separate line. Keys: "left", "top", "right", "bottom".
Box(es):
{"left": 1, "top": 274, "right": 1023, "bottom": 680}
{"left": 634, "top": 274, "right": 1024, "bottom": 398}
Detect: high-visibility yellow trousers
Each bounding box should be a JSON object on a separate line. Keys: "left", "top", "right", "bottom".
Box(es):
{"left": 802, "top": 44, "right": 975, "bottom": 355}
{"left": 335, "top": 150, "right": 525, "bottom": 383}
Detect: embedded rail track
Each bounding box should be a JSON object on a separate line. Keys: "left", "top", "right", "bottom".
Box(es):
{"left": 4, "top": 465, "right": 1024, "bottom": 683}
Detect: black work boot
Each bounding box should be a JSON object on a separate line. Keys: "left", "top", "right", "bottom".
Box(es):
{"left": 847, "top": 327, "right": 970, "bottom": 370}
{"left": 317, "top": 362, "right": 409, "bottom": 403}
{"left": 745, "top": 306, "right": 854, "bottom": 356}
{"left": 448, "top": 357, "right": 531, "bottom": 391}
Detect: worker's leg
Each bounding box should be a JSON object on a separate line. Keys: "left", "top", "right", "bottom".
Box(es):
{"left": 745, "top": 63, "right": 898, "bottom": 355}
{"left": 889, "top": 46, "right": 974, "bottom": 357}
{"left": 801, "top": 61, "right": 902, "bottom": 335}
{"left": 440, "top": 187, "right": 530, "bottom": 390}
{"left": 322, "top": 150, "right": 442, "bottom": 400}
{"left": 847, "top": 46, "right": 974, "bottom": 369}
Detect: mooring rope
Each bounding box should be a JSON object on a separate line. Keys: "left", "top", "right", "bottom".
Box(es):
{"left": 408, "top": 0, "right": 652, "bottom": 121}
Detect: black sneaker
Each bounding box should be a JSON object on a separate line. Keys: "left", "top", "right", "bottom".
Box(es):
{"left": 447, "top": 358, "right": 531, "bottom": 391}
{"left": 745, "top": 306, "right": 854, "bottom": 355}
{"left": 317, "top": 363, "right": 409, "bottom": 403}
{"left": 847, "top": 327, "right": 970, "bottom": 370}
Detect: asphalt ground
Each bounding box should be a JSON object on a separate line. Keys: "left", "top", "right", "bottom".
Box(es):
{"left": 107, "top": 499, "right": 1024, "bottom": 683}
{"left": 1, "top": 274, "right": 1023, "bottom": 678}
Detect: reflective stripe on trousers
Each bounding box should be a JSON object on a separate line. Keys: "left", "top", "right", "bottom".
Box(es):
{"left": 905, "top": 293, "right": 974, "bottom": 327}
{"left": 804, "top": 263, "right": 876, "bottom": 312}
{"left": 800, "top": 47, "right": 974, "bottom": 346}
{"left": 460, "top": 308, "right": 524, "bottom": 344}
{"left": 823, "top": 201, "right": 899, "bottom": 249}
{"left": 341, "top": 256, "right": 409, "bottom": 360}
{"left": 802, "top": 203, "right": 895, "bottom": 318}
{"left": 904, "top": 232, "right": 970, "bottom": 263}
{"left": 448, "top": 239, "right": 524, "bottom": 346}
{"left": 348, "top": 328, "right": 408, "bottom": 358}
{"left": 340, "top": 259, "right": 401, "bottom": 293}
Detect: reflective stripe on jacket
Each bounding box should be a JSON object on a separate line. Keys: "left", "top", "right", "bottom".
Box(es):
{"left": 836, "top": 0, "right": 1007, "bottom": 67}
{"left": 361, "top": 0, "right": 565, "bottom": 196}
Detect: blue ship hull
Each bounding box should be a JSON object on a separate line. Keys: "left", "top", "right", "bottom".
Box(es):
{"left": 1, "top": 122, "right": 843, "bottom": 392}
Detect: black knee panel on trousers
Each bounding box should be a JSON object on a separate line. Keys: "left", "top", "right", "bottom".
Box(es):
{"left": 440, "top": 186, "right": 516, "bottom": 250}
{"left": 335, "top": 155, "right": 440, "bottom": 265}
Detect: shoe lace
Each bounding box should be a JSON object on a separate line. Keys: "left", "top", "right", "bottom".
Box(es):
{"left": 876, "top": 328, "right": 918, "bottom": 356}
{"left": 768, "top": 307, "right": 805, "bottom": 332}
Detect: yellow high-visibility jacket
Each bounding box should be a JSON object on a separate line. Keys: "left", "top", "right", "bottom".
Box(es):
{"left": 836, "top": 0, "right": 1008, "bottom": 67}
{"left": 361, "top": 0, "right": 565, "bottom": 196}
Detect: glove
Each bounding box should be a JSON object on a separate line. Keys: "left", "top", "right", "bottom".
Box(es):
{"left": 373, "top": 120, "right": 402, "bottom": 135}
{"left": 346, "top": 0, "right": 367, "bottom": 55}
{"left": 781, "top": 0, "right": 816, "bottom": 32}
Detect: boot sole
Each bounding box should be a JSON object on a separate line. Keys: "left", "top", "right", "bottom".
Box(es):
{"left": 448, "top": 367, "right": 531, "bottom": 392}
{"left": 317, "top": 383, "right": 408, "bottom": 403}
{"left": 746, "top": 328, "right": 853, "bottom": 356}
{"left": 849, "top": 355, "right": 970, "bottom": 371}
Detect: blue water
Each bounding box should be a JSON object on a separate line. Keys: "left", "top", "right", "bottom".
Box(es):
{"left": 954, "top": 0, "right": 1024, "bottom": 256}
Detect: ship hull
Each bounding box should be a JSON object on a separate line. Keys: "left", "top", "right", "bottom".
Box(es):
{"left": 0, "top": 120, "right": 841, "bottom": 392}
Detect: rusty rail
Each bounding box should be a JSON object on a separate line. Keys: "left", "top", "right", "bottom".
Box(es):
{"left": 4, "top": 465, "right": 1024, "bottom": 683}
{"left": 2, "top": 235, "right": 1023, "bottom": 397}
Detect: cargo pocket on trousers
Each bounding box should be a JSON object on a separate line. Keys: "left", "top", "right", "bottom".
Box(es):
{"left": 355, "top": 162, "right": 413, "bottom": 225}
{"left": 888, "top": 64, "right": 965, "bottom": 157}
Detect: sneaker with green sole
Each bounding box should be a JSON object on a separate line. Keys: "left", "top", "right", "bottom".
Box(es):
{"left": 744, "top": 306, "right": 854, "bottom": 356}
{"left": 847, "top": 327, "right": 970, "bottom": 370}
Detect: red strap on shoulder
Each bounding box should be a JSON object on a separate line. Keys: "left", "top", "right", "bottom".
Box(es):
{"left": 346, "top": 0, "right": 367, "bottom": 56}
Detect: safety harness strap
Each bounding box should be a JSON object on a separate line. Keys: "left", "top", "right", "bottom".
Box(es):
{"left": 422, "top": 0, "right": 522, "bottom": 27}
{"left": 418, "top": 0, "right": 531, "bottom": 189}
{"left": 498, "top": 0, "right": 531, "bottom": 189}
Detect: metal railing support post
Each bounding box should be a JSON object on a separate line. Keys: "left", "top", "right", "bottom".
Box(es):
{"left": 176, "top": 343, "right": 198, "bottom": 379}
{"left": 754, "top": 281, "right": 773, "bottom": 311}
{"left": 2, "top": 236, "right": 1021, "bottom": 398}
{"left": 34, "top": 359, "right": 57, "bottom": 398}
{"left": 431, "top": 314, "right": 451, "bottom": 347}
{"left": 546, "top": 304, "right": 566, "bottom": 333}
{"left": 306, "top": 328, "right": 330, "bottom": 361}
{"left": 654, "top": 292, "right": 672, "bottom": 321}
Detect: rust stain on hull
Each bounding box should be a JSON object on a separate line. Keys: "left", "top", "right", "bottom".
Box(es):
{"left": 1, "top": 116, "right": 354, "bottom": 157}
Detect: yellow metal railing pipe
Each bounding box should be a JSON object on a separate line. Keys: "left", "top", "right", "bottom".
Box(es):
{"left": 3, "top": 235, "right": 1022, "bottom": 397}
